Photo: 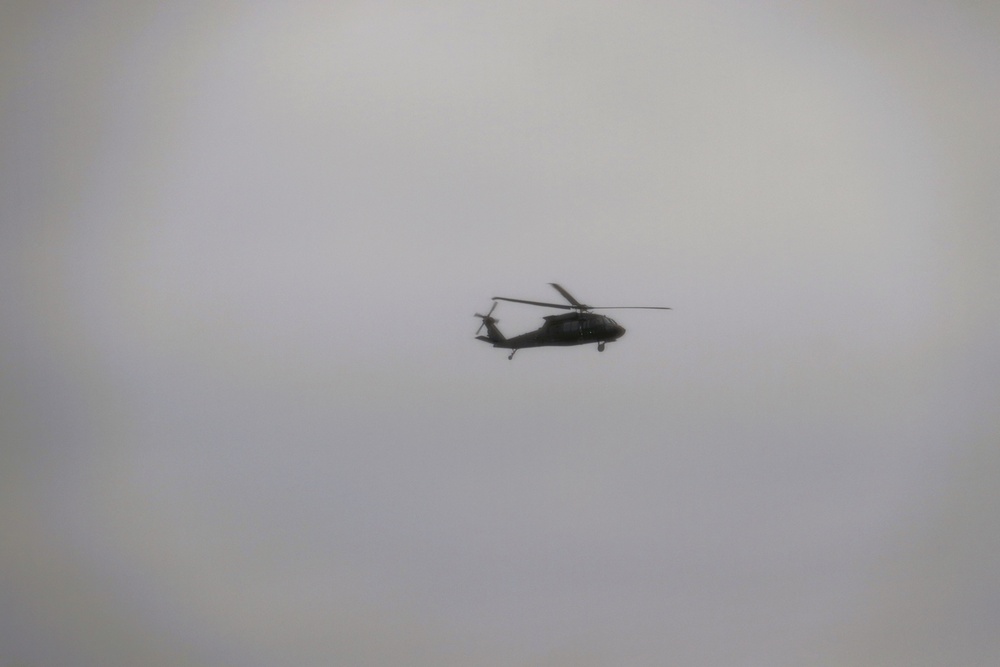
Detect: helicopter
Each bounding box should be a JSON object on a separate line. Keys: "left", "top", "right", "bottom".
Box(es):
{"left": 475, "top": 283, "right": 670, "bottom": 359}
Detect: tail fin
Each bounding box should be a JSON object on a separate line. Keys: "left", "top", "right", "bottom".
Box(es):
{"left": 474, "top": 302, "right": 505, "bottom": 344}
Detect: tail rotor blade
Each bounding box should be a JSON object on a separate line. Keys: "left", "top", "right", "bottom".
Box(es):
{"left": 475, "top": 301, "right": 498, "bottom": 334}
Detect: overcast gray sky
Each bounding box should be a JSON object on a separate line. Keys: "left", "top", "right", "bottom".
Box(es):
{"left": 2, "top": 1, "right": 999, "bottom": 665}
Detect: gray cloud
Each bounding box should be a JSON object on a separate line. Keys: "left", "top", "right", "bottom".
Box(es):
{"left": 2, "top": 2, "right": 998, "bottom": 665}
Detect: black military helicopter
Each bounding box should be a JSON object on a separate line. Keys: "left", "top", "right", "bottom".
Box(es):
{"left": 476, "top": 283, "right": 670, "bottom": 359}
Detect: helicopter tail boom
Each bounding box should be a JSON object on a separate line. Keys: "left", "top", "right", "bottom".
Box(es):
{"left": 475, "top": 319, "right": 506, "bottom": 345}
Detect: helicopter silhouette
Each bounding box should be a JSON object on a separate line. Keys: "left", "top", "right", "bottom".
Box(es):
{"left": 476, "top": 283, "right": 670, "bottom": 359}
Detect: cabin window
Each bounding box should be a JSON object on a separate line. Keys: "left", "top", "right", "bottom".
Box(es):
{"left": 558, "top": 321, "right": 580, "bottom": 334}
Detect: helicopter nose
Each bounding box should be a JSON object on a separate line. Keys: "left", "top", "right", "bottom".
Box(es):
{"left": 614, "top": 324, "right": 626, "bottom": 338}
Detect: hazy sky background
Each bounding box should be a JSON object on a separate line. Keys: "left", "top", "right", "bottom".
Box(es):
{"left": 2, "top": 1, "right": 998, "bottom": 665}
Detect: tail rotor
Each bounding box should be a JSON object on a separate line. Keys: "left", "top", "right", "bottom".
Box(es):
{"left": 474, "top": 301, "right": 498, "bottom": 335}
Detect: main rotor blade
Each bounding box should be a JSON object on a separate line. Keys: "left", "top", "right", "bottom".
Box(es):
{"left": 588, "top": 306, "right": 672, "bottom": 310}
{"left": 549, "top": 283, "right": 584, "bottom": 308}
{"left": 492, "top": 296, "right": 574, "bottom": 309}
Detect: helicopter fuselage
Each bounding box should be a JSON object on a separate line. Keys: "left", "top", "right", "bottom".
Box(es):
{"left": 481, "top": 312, "right": 626, "bottom": 350}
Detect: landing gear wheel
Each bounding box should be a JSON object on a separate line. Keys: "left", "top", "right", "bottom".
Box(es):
{"left": 598, "top": 341, "right": 606, "bottom": 352}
